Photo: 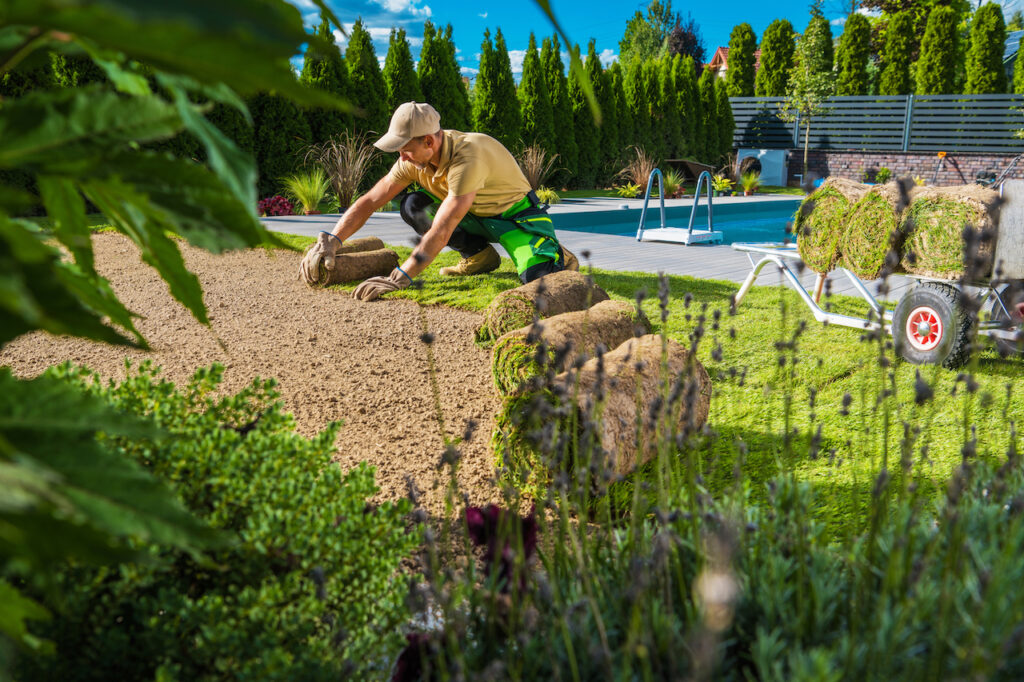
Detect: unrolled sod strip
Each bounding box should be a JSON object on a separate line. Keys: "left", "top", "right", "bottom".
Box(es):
{"left": 316, "top": 248, "right": 399, "bottom": 285}
{"left": 491, "top": 300, "right": 651, "bottom": 396}
{"left": 478, "top": 269, "right": 610, "bottom": 343}
{"left": 795, "top": 177, "right": 870, "bottom": 274}
{"left": 901, "top": 184, "right": 1000, "bottom": 280}
{"left": 840, "top": 181, "right": 916, "bottom": 280}
{"left": 492, "top": 334, "right": 712, "bottom": 494}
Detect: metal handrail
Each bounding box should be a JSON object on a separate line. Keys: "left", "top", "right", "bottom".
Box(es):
{"left": 688, "top": 171, "right": 714, "bottom": 236}
{"left": 635, "top": 168, "right": 666, "bottom": 240}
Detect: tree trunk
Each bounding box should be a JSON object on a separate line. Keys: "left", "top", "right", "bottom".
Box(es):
{"left": 803, "top": 122, "right": 811, "bottom": 178}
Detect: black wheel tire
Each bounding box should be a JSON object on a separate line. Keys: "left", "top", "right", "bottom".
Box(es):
{"left": 892, "top": 282, "right": 973, "bottom": 369}
{"left": 988, "top": 282, "right": 1024, "bottom": 357}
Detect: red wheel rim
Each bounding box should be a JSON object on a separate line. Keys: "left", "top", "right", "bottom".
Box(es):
{"left": 906, "top": 306, "right": 943, "bottom": 352}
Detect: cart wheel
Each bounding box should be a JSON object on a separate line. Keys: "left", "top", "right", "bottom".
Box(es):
{"left": 988, "top": 282, "right": 1024, "bottom": 357}
{"left": 893, "top": 282, "right": 973, "bottom": 369}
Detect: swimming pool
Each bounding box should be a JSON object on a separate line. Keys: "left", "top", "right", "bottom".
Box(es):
{"left": 553, "top": 198, "right": 802, "bottom": 245}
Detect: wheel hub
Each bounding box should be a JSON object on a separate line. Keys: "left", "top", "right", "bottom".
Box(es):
{"left": 906, "top": 306, "right": 943, "bottom": 352}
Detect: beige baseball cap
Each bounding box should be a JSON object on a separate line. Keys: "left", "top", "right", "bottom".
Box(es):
{"left": 374, "top": 102, "right": 442, "bottom": 152}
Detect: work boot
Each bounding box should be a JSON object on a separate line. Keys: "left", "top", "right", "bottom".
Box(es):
{"left": 439, "top": 245, "right": 500, "bottom": 276}
{"left": 560, "top": 246, "right": 579, "bottom": 271}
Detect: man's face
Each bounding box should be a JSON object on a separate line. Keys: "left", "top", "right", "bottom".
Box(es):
{"left": 398, "top": 136, "right": 434, "bottom": 169}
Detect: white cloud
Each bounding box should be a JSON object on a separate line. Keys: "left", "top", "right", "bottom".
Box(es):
{"left": 507, "top": 49, "right": 526, "bottom": 74}
{"left": 461, "top": 66, "right": 479, "bottom": 76}
{"left": 457, "top": 55, "right": 465, "bottom": 61}
{"left": 479, "top": 12, "right": 488, "bottom": 18}
{"left": 288, "top": 0, "right": 318, "bottom": 10}
{"left": 373, "top": 0, "right": 432, "bottom": 18}
{"left": 598, "top": 48, "right": 617, "bottom": 67}
{"left": 830, "top": 17, "right": 846, "bottom": 27}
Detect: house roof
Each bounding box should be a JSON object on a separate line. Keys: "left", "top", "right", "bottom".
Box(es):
{"left": 705, "top": 46, "right": 762, "bottom": 71}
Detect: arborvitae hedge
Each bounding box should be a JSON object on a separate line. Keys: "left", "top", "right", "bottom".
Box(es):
{"left": 916, "top": 6, "right": 959, "bottom": 95}
{"left": 802, "top": 15, "right": 834, "bottom": 78}
{"left": 836, "top": 12, "right": 871, "bottom": 96}
{"left": 715, "top": 78, "right": 734, "bottom": 163}
{"left": 300, "top": 16, "right": 353, "bottom": 143}
{"left": 698, "top": 67, "right": 718, "bottom": 164}
{"left": 586, "top": 41, "right": 618, "bottom": 182}
{"left": 569, "top": 45, "right": 600, "bottom": 188}
{"left": 383, "top": 27, "right": 423, "bottom": 112}
{"left": 418, "top": 22, "right": 470, "bottom": 130}
{"left": 541, "top": 35, "right": 577, "bottom": 187}
{"left": 726, "top": 23, "right": 757, "bottom": 97}
{"left": 609, "top": 61, "right": 633, "bottom": 155}
{"left": 658, "top": 56, "right": 683, "bottom": 158}
{"left": 346, "top": 19, "right": 389, "bottom": 135}
{"left": 248, "top": 92, "right": 312, "bottom": 197}
{"left": 1016, "top": 35, "right": 1024, "bottom": 94}
{"left": 879, "top": 11, "right": 913, "bottom": 95}
{"left": 756, "top": 19, "right": 795, "bottom": 97}
{"left": 519, "top": 33, "right": 556, "bottom": 155}
{"left": 966, "top": 2, "right": 1007, "bottom": 94}
{"left": 674, "top": 56, "right": 700, "bottom": 158}
{"left": 473, "top": 29, "right": 521, "bottom": 151}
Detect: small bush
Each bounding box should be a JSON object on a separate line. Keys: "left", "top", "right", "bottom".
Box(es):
{"left": 615, "top": 182, "right": 641, "bottom": 198}
{"left": 711, "top": 173, "right": 734, "bottom": 193}
{"left": 283, "top": 167, "right": 330, "bottom": 214}
{"left": 875, "top": 166, "right": 892, "bottom": 183}
{"left": 304, "top": 131, "right": 381, "bottom": 211}
{"left": 739, "top": 170, "right": 761, "bottom": 192}
{"left": 21, "top": 362, "right": 418, "bottom": 681}
{"left": 617, "top": 146, "right": 658, "bottom": 188}
{"left": 536, "top": 186, "right": 561, "bottom": 204}
{"left": 258, "top": 194, "right": 294, "bottom": 216}
{"left": 662, "top": 168, "right": 685, "bottom": 198}
{"left": 518, "top": 146, "right": 560, "bottom": 191}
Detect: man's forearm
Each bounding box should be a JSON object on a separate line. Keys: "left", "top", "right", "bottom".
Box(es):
{"left": 402, "top": 223, "right": 451, "bottom": 277}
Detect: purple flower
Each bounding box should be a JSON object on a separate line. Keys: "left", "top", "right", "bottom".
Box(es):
{"left": 258, "top": 195, "right": 295, "bottom": 217}
{"left": 465, "top": 504, "right": 537, "bottom": 592}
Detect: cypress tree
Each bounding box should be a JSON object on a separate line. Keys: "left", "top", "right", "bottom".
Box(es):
{"left": 346, "top": 19, "right": 389, "bottom": 135}
{"left": 715, "top": 78, "right": 734, "bottom": 163}
{"left": 569, "top": 44, "right": 600, "bottom": 187}
{"left": 541, "top": 35, "right": 578, "bottom": 186}
{"left": 585, "top": 40, "right": 618, "bottom": 182}
{"left": 878, "top": 11, "right": 913, "bottom": 95}
{"left": 916, "top": 6, "right": 959, "bottom": 95}
{"left": 418, "top": 22, "right": 470, "bottom": 130}
{"left": 383, "top": 28, "right": 423, "bottom": 112}
{"left": 300, "top": 15, "right": 353, "bottom": 143}
{"left": 755, "top": 19, "right": 795, "bottom": 97}
{"left": 836, "top": 12, "right": 871, "bottom": 96}
{"left": 802, "top": 14, "right": 834, "bottom": 78}
{"left": 698, "top": 67, "right": 718, "bottom": 164}
{"left": 624, "top": 57, "right": 652, "bottom": 156}
{"left": 608, "top": 62, "right": 634, "bottom": 153}
{"left": 658, "top": 55, "right": 683, "bottom": 157}
{"left": 966, "top": 3, "right": 1007, "bottom": 94}
{"left": 1015, "top": 35, "right": 1024, "bottom": 94}
{"left": 673, "top": 54, "right": 700, "bottom": 158}
{"left": 248, "top": 92, "right": 313, "bottom": 197}
{"left": 519, "top": 33, "right": 556, "bottom": 154}
{"left": 473, "top": 29, "right": 521, "bottom": 150}
{"left": 643, "top": 59, "right": 664, "bottom": 160}
{"left": 725, "top": 23, "right": 757, "bottom": 97}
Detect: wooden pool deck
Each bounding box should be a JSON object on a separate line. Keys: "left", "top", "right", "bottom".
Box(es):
{"left": 262, "top": 195, "right": 915, "bottom": 304}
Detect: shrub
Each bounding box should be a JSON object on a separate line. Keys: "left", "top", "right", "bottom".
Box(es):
{"left": 20, "top": 362, "right": 418, "bottom": 681}
{"left": 711, "top": 173, "right": 734, "bottom": 193}
{"left": 258, "top": 194, "right": 295, "bottom": 216}
{"left": 616, "top": 182, "right": 641, "bottom": 198}
{"left": 875, "top": 166, "right": 892, "bottom": 183}
{"left": 617, "top": 146, "right": 658, "bottom": 188}
{"left": 303, "top": 131, "right": 381, "bottom": 211}
{"left": 517, "top": 145, "right": 560, "bottom": 191}
{"left": 535, "top": 186, "right": 561, "bottom": 204}
{"left": 282, "top": 167, "right": 330, "bottom": 214}
{"left": 662, "top": 168, "right": 685, "bottom": 197}
{"left": 739, "top": 170, "right": 760, "bottom": 192}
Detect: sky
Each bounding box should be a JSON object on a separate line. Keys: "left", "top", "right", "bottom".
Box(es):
{"left": 288, "top": 0, "right": 1020, "bottom": 81}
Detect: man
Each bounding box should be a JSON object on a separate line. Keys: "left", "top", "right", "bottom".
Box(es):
{"left": 299, "top": 101, "right": 577, "bottom": 301}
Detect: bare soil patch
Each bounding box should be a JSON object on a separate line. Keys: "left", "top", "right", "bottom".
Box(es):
{"left": 0, "top": 233, "right": 503, "bottom": 514}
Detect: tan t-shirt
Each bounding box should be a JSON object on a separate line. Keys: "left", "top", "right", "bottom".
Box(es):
{"left": 386, "top": 130, "right": 531, "bottom": 217}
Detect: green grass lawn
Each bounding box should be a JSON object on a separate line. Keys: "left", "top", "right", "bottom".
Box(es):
{"left": 276, "top": 230, "right": 1022, "bottom": 537}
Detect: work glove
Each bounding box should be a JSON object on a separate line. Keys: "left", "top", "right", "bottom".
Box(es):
{"left": 352, "top": 267, "right": 413, "bottom": 302}
{"left": 299, "top": 231, "right": 341, "bottom": 286}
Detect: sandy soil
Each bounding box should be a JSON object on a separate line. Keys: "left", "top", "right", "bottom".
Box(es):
{"left": 0, "top": 233, "right": 503, "bottom": 514}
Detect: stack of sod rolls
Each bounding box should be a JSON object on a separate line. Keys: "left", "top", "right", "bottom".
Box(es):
{"left": 901, "top": 184, "right": 1001, "bottom": 280}
{"left": 490, "top": 300, "right": 651, "bottom": 396}
{"left": 476, "top": 269, "right": 610, "bottom": 343}
{"left": 795, "top": 177, "right": 870, "bottom": 274}
{"left": 840, "top": 181, "right": 917, "bottom": 280}
{"left": 304, "top": 236, "right": 399, "bottom": 286}
{"left": 492, "top": 334, "right": 712, "bottom": 495}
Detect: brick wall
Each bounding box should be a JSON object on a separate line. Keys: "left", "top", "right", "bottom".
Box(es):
{"left": 787, "top": 150, "right": 1024, "bottom": 186}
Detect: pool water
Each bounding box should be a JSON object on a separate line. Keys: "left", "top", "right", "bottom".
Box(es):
{"left": 554, "top": 198, "right": 802, "bottom": 245}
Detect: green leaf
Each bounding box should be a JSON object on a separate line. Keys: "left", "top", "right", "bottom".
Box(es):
{"left": 157, "top": 79, "right": 258, "bottom": 211}
{"left": 3, "top": 0, "right": 348, "bottom": 109}
{"left": 0, "top": 579, "right": 53, "bottom": 655}
{"left": 81, "top": 178, "right": 209, "bottom": 325}
{"left": 36, "top": 176, "right": 94, "bottom": 274}
{"left": 0, "top": 87, "right": 182, "bottom": 173}
{"left": 156, "top": 72, "right": 251, "bottom": 124}
{"left": 0, "top": 216, "right": 140, "bottom": 348}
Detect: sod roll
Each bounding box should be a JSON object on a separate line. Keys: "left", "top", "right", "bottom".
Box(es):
{"left": 493, "top": 334, "right": 712, "bottom": 492}
{"left": 901, "top": 184, "right": 1000, "bottom": 280}
{"left": 478, "top": 270, "right": 610, "bottom": 343}
{"left": 795, "top": 177, "right": 870, "bottom": 274}
{"left": 491, "top": 300, "right": 651, "bottom": 396}
{"left": 317, "top": 248, "right": 399, "bottom": 285}
{"left": 840, "top": 181, "right": 916, "bottom": 280}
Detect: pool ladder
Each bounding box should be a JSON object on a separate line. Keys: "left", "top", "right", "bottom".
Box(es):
{"left": 635, "top": 169, "right": 723, "bottom": 245}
